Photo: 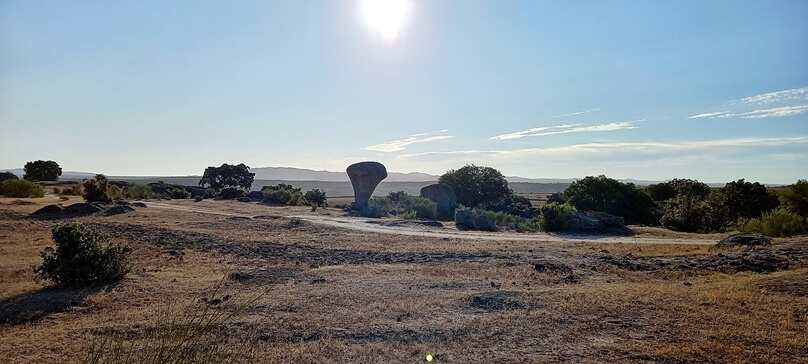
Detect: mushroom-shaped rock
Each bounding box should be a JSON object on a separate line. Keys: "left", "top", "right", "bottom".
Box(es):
{"left": 346, "top": 162, "right": 388, "bottom": 210}
{"left": 420, "top": 183, "right": 457, "bottom": 208}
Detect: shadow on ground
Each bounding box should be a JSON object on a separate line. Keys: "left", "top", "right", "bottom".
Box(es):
{"left": 0, "top": 283, "right": 115, "bottom": 326}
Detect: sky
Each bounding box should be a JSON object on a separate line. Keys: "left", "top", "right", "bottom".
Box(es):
{"left": 1, "top": 0, "right": 807, "bottom": 184}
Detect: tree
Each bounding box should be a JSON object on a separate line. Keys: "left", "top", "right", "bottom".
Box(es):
{"left": 198, "top": 163, "right": 255, "bottom": 190}
{"left": 438, "top": 165, "right": 511, "bottom": 208}
{"left": 779, "top": 179, "right": 808, "bottom": 217}
{"left": 304, "top": 189, "right": 328, "bottom": 208}
{"left": 563, "top": 175, "right": 660, "bottom": 225}
{"left": 708, "top": 179, "right": 779, "bottom": 230}
{"left": 646, "top": 178, "right": 711, "bottom": 201}
{"left": 23, "top": 160, "right": 62, "bottom": 182}
{"left": 83, "top": 174, "right": 113, "bottom": 203}
{"left": 660, "top": 194, "right": 712, "bottom": 232}
{"left": 0, "top": 171, "right": 18, "bottom": 183}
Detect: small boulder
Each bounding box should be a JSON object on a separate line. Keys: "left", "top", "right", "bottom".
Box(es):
{"left": 115, "top": 200, "right": 131, "bottom": 206}
{"left": 475, "top": 215, "right": 498, "bottom": 232}
{"left": 63, "top": 203, "right": 104, "bottom": 214}
{"left": 246, "top": 191, "right": 264, "bottom": 200}
{"left": 237, "top": 197, "right": 253, "bottom": 203}
{"left": 30, "top": 204, "right": 64, "bottom": 216}
{"left": 346, "top": 161, "right": 388, "bottom": 211}
{"left": 106, "top": 205, "right": 135, "bottom": 215}
{"left": 567, "top": 211, "right": 604, "bottom": 232}
{"left": 455, "top": 209, "right": 476, "bottom": 230}
{"left": 194, "top": 196, "right": 203, "bottom": 202}
{"left": 132, "top": 202, "right": 148, "bottom": 208}
{"left": 715, "top": 233, "right": 773, "bottom": 249}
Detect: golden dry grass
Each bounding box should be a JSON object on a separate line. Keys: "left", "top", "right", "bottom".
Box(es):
{"left": 1, "top": 197, "right": 806, "bottom": 363}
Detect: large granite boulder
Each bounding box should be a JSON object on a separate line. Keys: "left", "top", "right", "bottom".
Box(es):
{"left": 586, "top": 211, "right": 625, "bottom": 228}
{"left": 63, "top": 203, "right": 105, "bottom": 214}
{"left": 715, "top": 233, "right": 772, "bottom": 249}
{"left": 475, "top": 215, "right": 498, "bottom": 232}
{"left": 347, "top": 162, "right": 387, "bottom": 210}
{"left": 420, "top": 183, "right": 457, "bottom": 208}
{"left": 567, "top": 211, "right": 603, "bottom": 232}
{"left": 455, "top": 209, "right": 476, "bottom": 230}
{"left": 31, "top": 204, "right": 64, "bottom": 216}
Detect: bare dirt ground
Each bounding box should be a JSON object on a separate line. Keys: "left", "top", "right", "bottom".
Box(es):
{"left": 1, "top": 196, "right": 807, "bottom": 363}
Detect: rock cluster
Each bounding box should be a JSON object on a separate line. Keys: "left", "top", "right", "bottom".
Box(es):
{"left": 454, "top": 209, "right": 498, "bottom": 232}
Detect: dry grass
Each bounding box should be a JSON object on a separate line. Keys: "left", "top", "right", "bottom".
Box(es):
{"left": 1, "top": 198, "right": 806, "bottom": 363}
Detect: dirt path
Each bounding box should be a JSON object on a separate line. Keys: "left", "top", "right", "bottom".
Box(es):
{"left": 141, "top": 201, "right": 716, "bottom": 245}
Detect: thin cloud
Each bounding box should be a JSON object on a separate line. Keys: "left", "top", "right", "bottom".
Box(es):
{"left": 688, "top": 111, "right": 731, "bottom": 119}
{"left": 550, "top": 108, "right": 601, "bottom": 118}
{"left": 489, "top": 121, "right": 641, "bottom": 141}
{"left": 739, "top": 105, "right": 808, "bottom": 119}
{"left": 366, "top": 131, "right": 453, "bottom": 153}
{"left": 400, "top": 136, "right": 808, "bottom": 159}
{"left": 741, "top": 87, "right": 808, "bottom": 105}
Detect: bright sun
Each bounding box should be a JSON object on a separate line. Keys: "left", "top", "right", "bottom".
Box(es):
{"left": 361, "top": 0, "right": 411, "bottom": 43}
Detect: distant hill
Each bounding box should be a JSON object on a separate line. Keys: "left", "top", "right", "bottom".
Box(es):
{"left": 250, "top": 167, "right": 438, "bottom": 182}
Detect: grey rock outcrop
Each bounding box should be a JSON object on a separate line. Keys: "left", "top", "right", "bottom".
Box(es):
{"left": 31, "top": 204, "right": 64, "bottom": 216}
{"left": 63, "top": 203, "right": 105, "bottom": 214}
{"left": 347, "top": 162, "right": 388, "bottom": 210}
{"left": 237, "top": 197, "right": 252, "bottom": 203}
{"left": 455, "top": 209, "right": 476, "bottom": 230}
{"left": 106, "top": 205, "right": 135, "bottom": 215}
{"left": 567, "top": 212, "right": 604, "bottom": 231}
{"left": 586, "top": 211, "right": 625, "bottom": 228}
{"left": 420, "top": 183, "right": 457, "bottom": 208}
{"left": 715, "top": 233, "right": 772, "bottom": 249}
{"left": 475, "top": 215, "right": 498, "bottom": 232}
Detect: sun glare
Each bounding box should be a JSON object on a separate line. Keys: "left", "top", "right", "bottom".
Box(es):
{"left": 361, "top": 0, "right": 411, "bottom": 43}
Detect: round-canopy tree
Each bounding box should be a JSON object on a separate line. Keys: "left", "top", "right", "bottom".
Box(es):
{"left": 438, "top": 165, "right": 511, "bottom": 208}
{"left": 24, "top": 160, "right": 62, "bottom": 182}
{"left": 198, "top": 163, "right": 255, "bottom": 190}
{"left": 563, "top": 175, "right": 659, "bottom": 225}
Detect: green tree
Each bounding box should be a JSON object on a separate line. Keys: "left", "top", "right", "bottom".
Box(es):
{"left": 708, "top": 179, "right": 779, "bottom": 230}
{"left": 83, "top": 174, "right": 113, "bottom": 203}
{"left": 304, "top": 189, "right": 328, "bottom": 208}
{"left": 438, "top": 165, "right": 511, "bottom": 208}
{"left": 23, "top": 160, "right": 62, "bottom": 182}
{"left": 198, "top": 163, "right": 255, "bottom": 189}
{"left": 563, "top": 175, "right": 660, "bottom": 225}
{"left": 646, "top": 178, "right": 711, "bottom": 201}
{"left": 660, "top": 194, "right": 712, "bottom": 232}
{"left": 0, "top": 171, "right": 18, "bottom": 183}
{"left": 779, "top": 179, "right": 808, "bottom": 217}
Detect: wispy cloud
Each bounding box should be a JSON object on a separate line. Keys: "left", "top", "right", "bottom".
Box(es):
{"left": 739, "top": 105, "right": 808, "bottom": 119}
{"left": 550, "top": 108, "right": 601, "bottom": 118}
{"left": 688, "top": 111, "right": 731, "bottom": 119}
{"left": 366, "top": 130, "right": 453, "bottom": 153}
{"left": 740, "top": 87, "right": 808, "bottom": 105}
{"left": 401, "top": 136, "right": 808, "bottom": 159}
{"left": 488, "top": 120, "right": 641, "bottom": 141}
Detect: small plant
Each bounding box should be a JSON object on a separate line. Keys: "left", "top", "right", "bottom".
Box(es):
{"left": 304, "top": 189, "right": 328, "bottom": 211}
{"left": 402, "top": 211, "right": 417, "bottom": 219}
{"left": 83, "top": 174, "right": 113, "bottom": 203}
{"left": 34, "top": 221, "right": 132, "bottom": 286}
{"left": 107, "top": 184, "right": 125, "bottom": 201}
{"left": 65, "top": 183, "right": 83, "bottom": 196}
{"left": 167, "top": 187, "right": 192, "bottom": 199}
{"left": 735, "top": 207, "right": 808, "bottom": 237}
{"left": 0, "top": 179, "right": 45, "bottom": 198}
{"left": 262, "top": 184, "right": 303, "bottom": 205}
{"left": 400, "top": 195, "right": 438, "bottom": 219}
{"left": 477, "top": 210, "right": 524, "bottom": 230}
{"left": 53, "top": 187, "right": 61, "bottom": 194}
{"left": 125, "top": 184, "right": 154, "bottom": 199}
{"left": 536, "top": 203, "right": 575, "bottom": 232}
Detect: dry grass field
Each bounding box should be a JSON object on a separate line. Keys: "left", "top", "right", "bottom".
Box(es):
{"left": 1, "top": 194, "right": 807, "bottom": 363}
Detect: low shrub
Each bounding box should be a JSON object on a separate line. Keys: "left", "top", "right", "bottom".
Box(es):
{"left": 736, "top": 208, "right": 808, "bottom": 237}
{"left": 536, "top": 203, "right": 575, "bottom": 232}
{"left": 167, "top": 187, "right": 192, "bottom": 199}
{"left": 64, "top": 184, "right": 83, "bottom": 196}
{"left": 304, "top": 189, "right": 327, "bottom": 210}
{"left": 83, "top": 174, "right": 113, "bottom": 203}
{"left": 400, "top": 195, "right": 438, "bottom": 219}
{"left": 53, "top": 187, "right": 61, "bottom": 194}
{"left": 203, "top": 188, "right": 218, "bottom": 199}
{"left": 34, "top": 221, "right": 132, "bottom": 286}
{"left": 125, "top": 184, "right": 153, "bottom": 199}
{"left": 478, "top": 210, "right": 524, "bottom": 230}
{"left": 262, "top": 184, "right": 303, "bottom": 205}
{"left": 107, "top": 184, "right": 124, "bottom": 201}
{"left": 0, "top": 179, "right": 45, "bottom": 198}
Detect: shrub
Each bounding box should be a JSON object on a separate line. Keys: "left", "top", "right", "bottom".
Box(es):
{"left": 400, "top": 195, "right": 438, "bottom": 219}
{"left": 83, "top": 174, "right": 113, "bottom": 203}
{"left": 536, "top": 203, "right": 575, "bottom": 232}
{"left": 262, "top": 184, "right": 303, "bottom": 205}
{"left": 65, "top": 184, "right": 83, "bottom": 196}
{"left": 218, "top": 186, "right": 247, "bottom": 199}
{"left": 304, "top": 189, "right": 327, "bottom": 211}
{"left": 438, "top": 165, "right": 512, "bottom": 208}
{"left": 478, "top": 210, "right": 524, "bottom": 230}
{"left": 34, "top": 221, "right": 132, "bottom": 286}
{"left": 167, "top": 187, "right": 192, "bottom": 199}
{"left": 125, "top": 184, "right": 153, "bottom": 199}
{"left": 53, "top": 187, "right": 61, "bottom": 194}
{"left": 736, "top": 208, "right": 808, "bottom": 238}
{"left": 107, "top": 184, "right": 124, "bottom": 201}
{"left": 708, "top": 179, "right": 780, "bottom": 230}
{"left": 660, "top": 194, "right": 712, "bottom": 233}
{"left": 0, "top": 179, "right": 45, "bottom": 198}
{"left": 563, "top": 175, "right": 660, "bottom": 225}
{"left": 203, "top": 188, "right": 218, "bottom": 199}
{"left": 23, "top": 160, "right": 62, "bottom": 182}
{"left": 780, "top": 179, "right": 808, "bottom": 217}
{"left": 368, "top": 196, "right": 393, "bottom": 212}
{"left": 0, "top": 171, "right": 19, "bottom": 183}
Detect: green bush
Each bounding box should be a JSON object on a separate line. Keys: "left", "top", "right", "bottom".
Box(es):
{"left": 125, "top": 184, "right": 153, "bottom": 199}
{"left": 304, "top": 189, "right": 328, "bottom": 209}
{"left": 218, "top": 186, "right": 247, "bottom": 199}
{"left": 660, "top": 194, "right": 712, "bottom": 233}
{"left": 203, "top": 188, "right": 218, "bottom": 199}
{"left": 64, "top": 184, "right": 83, "bottom": 196}
{"left": 166, "top": 187, "right": 191, "bottom": 199}
{"left": 563, "top": 175, "right": 660, "bottom": 225}
{"left": 736, "top": 208, "right": 808, "bottom": 237}
{"left": 0, "top": 179, "right": 45, "bottom": 198}
{"left": 400, "top": 195, "right": 438, "bottom": 219}
{"left": 780, "top": 179, "right": 808, "bottom": 217}
{"left": 476, "top": 210, "right": 524, "bottom": 230}
{"left": 83, "top": 174, "right": 113, "bottom": 203}
{"left": 536, "top": 203, "right": 575, "bottom": 232}
{"left": 107, "top": 184, "right": 124, "bottom": 201}
{"left": 262, "top": 184, "right": 303, "bottom": 205}
{"left": 34, "top": 221, "right": 132, "bottom": 286}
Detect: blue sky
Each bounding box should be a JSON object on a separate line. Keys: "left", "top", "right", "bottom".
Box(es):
{"left": 1, "top": 0, "right": 806, "bottom": 183}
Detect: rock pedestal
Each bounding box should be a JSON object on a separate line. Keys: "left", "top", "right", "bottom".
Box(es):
{"left": 346, "top": 162, "right": 388, "bottom": 210}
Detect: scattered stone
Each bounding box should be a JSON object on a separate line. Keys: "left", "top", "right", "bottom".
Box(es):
{"left": 474, "top": 215, "right": 498, "bottom": 232}
{"left": 420, "top": 183, "right": 457, "bottom": 209}
{"left": 455, "top": 209, "right": 476, "bottom": 230}
{"left": 715, "top": 232, "right": 773, "bottom": 249}
{"left": 194, "top": 196, "right": 203, "bottom": 202}
{"left": 106, "top": 205, "right": 135, "bottom": 215}
{"left": 469, "top": 291, "right": 523, "bottom": 311}
{"left": 533, "top": 259, "right": 573, "bottom": 274}
{"left": 30, "top": 204, "right": 64, "bottom": 216}
{"left": 63, "top": 203, "right": 104, "bottom": 214}
{"left": 237, "top": 197, "right": 253, "bottom": 203}
{"left": 132, "top": 202, "right": 147, "bottom": 208}
{"left": 346, "top": 161, "right": 388, "bottom": 210}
